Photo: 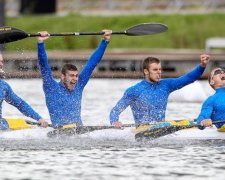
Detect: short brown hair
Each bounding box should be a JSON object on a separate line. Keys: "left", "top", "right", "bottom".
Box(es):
{"left": 61, "top": 64, "right": 78, "bottom": 75}
{"left": 142, "top": 57, "right": 160, "bottom": 71}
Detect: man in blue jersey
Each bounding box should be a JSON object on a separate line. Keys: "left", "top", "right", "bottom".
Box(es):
{"left": 110, "top": 54, "right": 210, "bottom": 128}
{"left": 37, "top": 30, "right": 112, "bottom": 128}
{"left": 0, "top": 53, "right": 48, "bottom": 129}
{"left": 197, "top": 67, "right": 225, "bottom": 131}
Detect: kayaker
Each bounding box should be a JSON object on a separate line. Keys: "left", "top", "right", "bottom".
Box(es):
{"left": 37, "top": 30, "right": 112, "bottom": 128}
{"left": 197, "top": 67, "right": 225, "bottom": 132}
{"left": 110, "top": 54, "right": 210, "bottom": 128}
{"left": 0, "top": 53, "right": 48, "bottom": 128}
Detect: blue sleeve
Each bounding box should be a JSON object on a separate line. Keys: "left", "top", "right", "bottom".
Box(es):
{"left": 197, "top": 97, "right": 213, "bottom": 124}
{"left": 5, "top": 85, "right": 42, "bottom": 121}
{"left": 38, "top": 42, "right": 56, "bottom": 90}
{"left": 78, "top": 39, "right": 109, "bottom": 89}
{"left": 168, "top": 65, "right": 205, "bottom": 91}
{"left": 110, "top": 89, "right": 133, "bottom": 124}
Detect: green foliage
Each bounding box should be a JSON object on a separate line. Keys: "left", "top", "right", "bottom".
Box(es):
{"left": 63, "top": 36, "right": 76, "bottom": 50}
{"left": 5, "top": 13, "right": 225, "bottom": 50}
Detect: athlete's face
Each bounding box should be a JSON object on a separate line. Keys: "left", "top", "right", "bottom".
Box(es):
{"left": 61, "top": 70, "right": 79, "bottom": 91}
{"left": 210, "top": 68, "right": 225, "bottom": 89}
{"left": 144, "top": 62, "right": 162, "bottom": 83}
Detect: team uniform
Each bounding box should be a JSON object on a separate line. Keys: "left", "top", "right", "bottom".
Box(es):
{"left": 197, "top": 87, "right": 225, "bottom": 131}
{"left": 38, "top": 39, "right": 109, "bottom": 128}
{"left": 110, "top": 65, "right": 205, "bottom": 125}
{"left": 0, "top": 80, "right": 42, "bottom": 130}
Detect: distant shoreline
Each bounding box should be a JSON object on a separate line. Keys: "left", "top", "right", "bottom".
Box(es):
{"left": 3, "top": 49, "right": 225, "bottom": 79}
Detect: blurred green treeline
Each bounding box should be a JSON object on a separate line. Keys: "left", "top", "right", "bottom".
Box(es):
{"left": 5, "top": 13, "right": 225, "bottom": 50}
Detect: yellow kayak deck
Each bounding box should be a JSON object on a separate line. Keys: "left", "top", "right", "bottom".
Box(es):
{"left": 0, "top": 118, "right": 33, "bottom": 130}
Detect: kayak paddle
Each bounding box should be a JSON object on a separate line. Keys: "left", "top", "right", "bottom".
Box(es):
{"left": 0, "top": 23, "right": 168, "bottom": 44}
{"left": 135, "top": 120, "right": 225, "bottom": 142}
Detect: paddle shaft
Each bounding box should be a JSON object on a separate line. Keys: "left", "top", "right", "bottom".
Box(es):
{"left": 26, "top": 119, "right": 225, "bottom": 129}
{"left": 25, "top": 119, "right": 135, "bottom": 129}
{"left": 67, "top": 120, "right": 225, "bottom": 135}
{"left": 25, "top": 120, "right": 52, "bottom": 127}
{"left": 29, "top": 31, "right": 126, "bottom": 37}
{"left": 0, "top": 23, "right": 168, "bottom": 44}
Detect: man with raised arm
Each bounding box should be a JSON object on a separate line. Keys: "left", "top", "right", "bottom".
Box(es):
{"left": 37, "top": 30, "right": 111, "bottom": 128}
{"left": 110, "top": 54, "right": 210, "bottom": 128}
{"left": 0, "top": 53, "right": 48, "bottom": 129}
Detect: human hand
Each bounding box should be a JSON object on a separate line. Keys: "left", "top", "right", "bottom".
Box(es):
{"left": 112, "top": 121, "right": 123, "bottom": 128}
{"left": 37, "top": 31, "right": 50, "bottom": 43}
{"left": 201, "top": 119, "right": 212, "bottom": 127}
{"left": 200, "top": 54, "right": 210, "bottom": 67}
{"left": 102, "top": 29, "right": 112, "bottom": 41}
{"left": 38, "top": 118, "right": 49, "bottom": 128}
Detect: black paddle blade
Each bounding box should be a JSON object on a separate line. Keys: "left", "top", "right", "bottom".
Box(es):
{"left": 47, "top": 128, "right": 78, "bottom": 138}
{"left": 135, "top": 126, "right": 187, "bottom": 142}
{"left": 0, "top": 27, "right": 28, "bottom": 44}
{"left": 47, "top": 126, "right": 116, "bottom": 138}
{"left": 126, "top": 23, "right": 168, "bottom": 36}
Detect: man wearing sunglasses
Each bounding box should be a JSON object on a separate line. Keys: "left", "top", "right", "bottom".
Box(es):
{"left": 197, "top": 67, "right": 225, "bottom": 131}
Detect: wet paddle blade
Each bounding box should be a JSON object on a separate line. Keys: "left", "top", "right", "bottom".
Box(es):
{"left": 47, "top": 128, "right": 77, "bottom": 138}
{"left": 135, "top": 126, "right": 188, "bottom": 142}
{"left": 134, "top": 120, "right": 225, "bottom": 141}
{"left": 47, "top": 126, "right": 118, "bottom": 138}
{"left": 0, "top": 27, "right": 28, "bottom": 44}
{"left": 46, "top": 127, "right": 97, "bottom": 138}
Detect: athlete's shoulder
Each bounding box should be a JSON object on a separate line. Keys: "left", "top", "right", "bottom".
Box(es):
{"left": 125, "top": 80, "right": 146, "bottom": 95}
{"left": 160, "top": 78, "right": 175, "bottom": 83}
{"left": 127, "top": 80, "right": 145, "bottom": 89}
{"left": 0, "top": 80, "right": 13, "bottom": 95}
{"left": 0, "top": 80, "right": 10, "bottom": 88}
{"left": 202, "top": 94, "right": 216, "bottom": 106}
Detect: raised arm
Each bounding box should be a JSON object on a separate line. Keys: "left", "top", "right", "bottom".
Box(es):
{"left": 168, "top": 54, "right": 210, "bottom": 91}
{"left": 37, "top": 32, "right": 55, "bottom": 88}
{"left": 78, "top": 30, "right": 112, "bottom": 88}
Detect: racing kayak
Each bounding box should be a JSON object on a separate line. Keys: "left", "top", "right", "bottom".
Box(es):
{"left": 1, "top": 118, "right": 224, "bottom": 141}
